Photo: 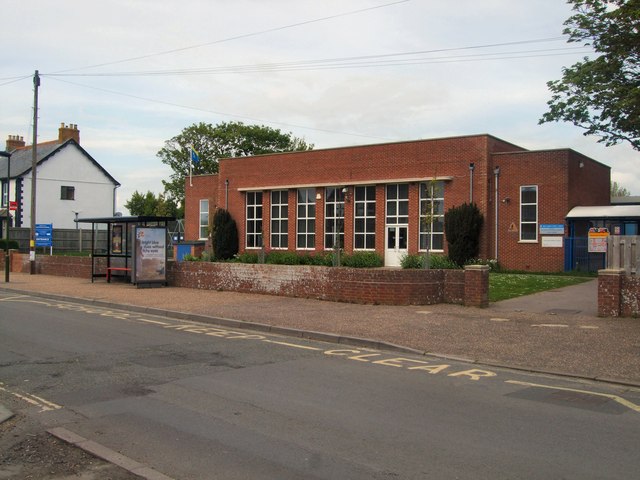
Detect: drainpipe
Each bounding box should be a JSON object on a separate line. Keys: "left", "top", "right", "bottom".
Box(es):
{"left": 469, "top": 163, "right": 475, "bottom": 203}
{"left": 494, "top": 166, "right": 500, "bottom": 260}
{"left": 225, "top": 179, "right": 229, "bottom": 210}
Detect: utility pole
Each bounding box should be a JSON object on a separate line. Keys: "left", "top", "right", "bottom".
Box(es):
{"left": 30, "top": 70, "right": 40, "bottom": 274}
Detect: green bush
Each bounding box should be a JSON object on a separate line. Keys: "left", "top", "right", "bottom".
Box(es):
{"left": 401, "top": 253, "right": 459, "bottom": 269}
{"left": 444, "top": 203, "right": 484, "bottom": 267}
{"left": 0, "top": 239, "right": 19, "bottom": 250}
{"left": 266, "top": 251, "right": 301, "bottom": 265}
{"left": 342, "top": 251, "right": 383, "bottom": 268}
{"left": 182, "top": 253, "right": 200, "bottom": 262}
{"left": 211, "top": 209, "right": 239, "bottom": 260}
{"left": 234, "top": 252, "right": 259, "bottom": 263}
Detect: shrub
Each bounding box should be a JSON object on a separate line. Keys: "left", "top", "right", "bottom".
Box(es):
{"left": 266, "top": 251, "right": 300, "bottom": 265}
{"left": 234, "top": 252, "right": 259, "bottom": 263}
{"left": 400, "top": 253, "right": 425, "bottom": 269}
{"left": 444, "top": 203, "right": 484, "bottom": 267}
{"left": 182, "top": 253, "right": 200, "bottom": 262}
{"left": 211, "top": 209, "right": 239, "bottom": 260}
{"left": 0, "top": 239, "right": 19, "bottom": 250}
{"left": 342, "top": 251, "right": 384, "bottom": 268}
{"left": 401, "top": 253, "right": 458, "bottom": 269}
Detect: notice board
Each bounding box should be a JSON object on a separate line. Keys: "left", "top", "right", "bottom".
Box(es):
{"left": 133, "top": 226, "right": 167, "bottom": 286}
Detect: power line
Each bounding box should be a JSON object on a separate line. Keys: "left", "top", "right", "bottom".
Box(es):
{"left": 51, "top": 0, "right": 410, "bottom": 74}
{"left": 45, "top": 76, "right": 396, "bottom": 142}
{"left": 46, "top": 44, "right": 589, "bottom": 78}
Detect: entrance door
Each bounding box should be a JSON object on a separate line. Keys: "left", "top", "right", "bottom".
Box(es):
{"left": 385, "top": 226, "right": 408, "bottom": 267}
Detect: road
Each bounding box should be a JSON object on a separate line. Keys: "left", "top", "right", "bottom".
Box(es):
{"left": 1, "top": 291, "right": 639, "bottom": 479}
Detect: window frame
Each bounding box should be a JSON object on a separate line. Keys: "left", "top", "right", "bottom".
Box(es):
{"left": 419, "top": 181, "right": 445, "bottom": 252}
{"left": 354, "top": 185, "right": 376, "bottom": 250}
{"left": 324, "top": 187, "right": 345, "bottom": 250}
{"left": 520, "top": 185, "right": 538, "bottom": 242}
{"left": 296, "top": 188, "right": 316, "bottom": 250}
{"left": 198, "top": 199, "right": 209, "bottom": 240}
{"left": 270, "top": 190, "right": 288, "bottom": 250}
{"left": 60, "top": 185, "right": 75, "bottom": 201}
{"left": 386, "top": 183, "right": 409, "bottom": 226}
{"left": 246, "top": 191, "right": 263, "bottom": 249}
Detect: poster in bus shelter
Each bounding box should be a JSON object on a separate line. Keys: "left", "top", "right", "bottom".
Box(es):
{"left": 133, "top": 227, "right": 167, "bottom": 285}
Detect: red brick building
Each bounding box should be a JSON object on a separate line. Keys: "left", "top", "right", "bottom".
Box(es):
{"left": 184, "top": 134, "right": 610, "bottom": 272}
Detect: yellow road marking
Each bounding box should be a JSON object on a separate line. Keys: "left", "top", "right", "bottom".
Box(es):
{"left": 505, "top": 380, "right": 640, "bottom": 413}
{"left": 0, "top": 383, "right": 62, "bottom": 413}
{"left": 0, "top": 295, "right": 29, "bottom": 301}
{"left": 135, "top": 318, "right": 170, "bottom": 325}
{"left": 531, "top": 324, "right": 569, "bottom": 328}
{"left": 263, "top": 340, "right": 322, "bottom": 351}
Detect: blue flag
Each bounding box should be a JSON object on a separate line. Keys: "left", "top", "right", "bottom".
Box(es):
{"left": 190, "top": 146, "right": 200, "bottom": 164}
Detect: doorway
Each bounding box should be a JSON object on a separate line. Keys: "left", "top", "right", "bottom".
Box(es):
{"left": 385, "top": 225, "right": 407, "bottom": 267}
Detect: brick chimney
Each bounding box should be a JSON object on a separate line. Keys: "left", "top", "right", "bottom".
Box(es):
{"left": 58, "top": 122, "right": 80, "bottom": 143}
{"left": 5, "top": 135, "right": 26, "bottom": 151}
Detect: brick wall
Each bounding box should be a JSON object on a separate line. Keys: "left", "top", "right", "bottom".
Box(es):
{"left": 597, "top": 269, "right": 640, "bottom": 317}
{"left": 1, "top": 251, "right": 488, "bottom": 306}
{"left": 184, "top": 174, "right": 218, "bottom": 242}
{"left": 168, "top": 262, "right": 487, "bottom": 307}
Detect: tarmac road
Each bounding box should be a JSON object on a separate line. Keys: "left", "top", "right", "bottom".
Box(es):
{"left": 1, "top": 293, "right": 639, "bottom": 479}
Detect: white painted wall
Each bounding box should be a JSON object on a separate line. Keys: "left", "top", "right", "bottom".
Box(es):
{"left": 20, "top": 145, "right": 117, "bottom": 229}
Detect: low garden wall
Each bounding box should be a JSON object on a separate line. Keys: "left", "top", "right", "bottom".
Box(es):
{"left": 0, "top": 252, "right": 490, "bottom": 307}
{"left": 598, "top": 269, "right": 640, "bottom": 317}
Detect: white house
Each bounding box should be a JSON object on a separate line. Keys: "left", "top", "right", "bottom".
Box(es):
{"left": 1, "top": 123, "right": 120, "bottom": 231}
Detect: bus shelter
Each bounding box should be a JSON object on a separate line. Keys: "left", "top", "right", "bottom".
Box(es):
{"left": 76, "top": 215, "right": 174, "bottom": 286}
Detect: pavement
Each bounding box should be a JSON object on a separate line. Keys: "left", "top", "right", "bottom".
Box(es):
{"left": 0, "top": 272, "right": 639, "bottom": 390}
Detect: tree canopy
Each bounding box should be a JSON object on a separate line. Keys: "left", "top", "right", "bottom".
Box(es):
{"left": 611, "top": 180, "right": 631, "bottom": 197}
{"left": 125, "top": 190, "right": 180, "bottom": 217}
{"left": 158, "top": 121, "right": 313, "bottom": 208}
{"left": 540, "top": 0, "right": 639, "bottom": 151}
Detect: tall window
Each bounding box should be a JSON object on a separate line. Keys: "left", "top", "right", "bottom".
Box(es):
{"left": 386, "top": 184, "right": 409, "bottom": 225}
{"left": 520, "top": 185, "right": 538, "bottom": 242}
{"left": 271, "top": 190, "right": 288, "bottom": 249}
{"left": 297, "top": 188, "right": 316, "bottom": 249}
{"left": 325, "top": 187, "right": 345, "bottom": 249}
{"left": 199, "top": 199, "right": 209, "bottom": 239}
{"left": 61, "top": 185, "right": 75, "bottom": 200}
{"left": 1, "top": 181, "right": 7, "bottom": 207}
{"left": 354, "top": 186, "right": 376, "bottom": 250}
{"left": 419, "top": 181, "right": 444, "bottom": 251}
{"left": 246, "top": 191, "right": 263, "bottom": 248}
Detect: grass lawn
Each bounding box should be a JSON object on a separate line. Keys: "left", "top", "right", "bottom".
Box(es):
{"left": 489, "top": 273, "right": 594, "bottom": 303}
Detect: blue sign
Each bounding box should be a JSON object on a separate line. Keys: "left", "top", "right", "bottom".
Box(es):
{"left": 540, "top": 224, "right": 565, "bottom": 235}
{"left": 35, "top": 223, "right": 53, "bottom": 247}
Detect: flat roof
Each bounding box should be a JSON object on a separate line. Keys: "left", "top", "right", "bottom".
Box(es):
{"left": 566, "top": 205, "right": 640, "bottom": 219}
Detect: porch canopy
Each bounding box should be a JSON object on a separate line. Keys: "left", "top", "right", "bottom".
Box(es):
{"left": 566, "top": 205, "right": 640, "bottom": 236}
{"left": 75, "top": 215, "right": 175, "bottom": 283}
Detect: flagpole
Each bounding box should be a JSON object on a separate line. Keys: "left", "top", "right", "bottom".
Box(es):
{"left": 188, "top": 146, "right": 193, "bottom": 187}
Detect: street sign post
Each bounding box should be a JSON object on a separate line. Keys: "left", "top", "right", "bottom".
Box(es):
{"left": 35, "top": 223, "right": 53, "bottom": 255}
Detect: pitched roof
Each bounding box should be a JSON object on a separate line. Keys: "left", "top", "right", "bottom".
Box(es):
{"left": 0, "top": 139, "right": 120, "bottom": 186}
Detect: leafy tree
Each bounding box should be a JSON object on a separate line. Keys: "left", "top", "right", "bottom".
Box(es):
{"left": 540, "top": 0, "right": 640, "bottom": 150}
{"left": 158, "top": 121, "right": 313, "bottom": 207}
{"left": 444, "top": 203, "right": 484, "bottom": 267}
{"left": 611, "top": 180, "right": 631, "bottom": 197}
{"left": 211, "top": 209, "right": 238, "bottom": 260}
{"left": 125, "top": 190, "right": 180, "bottom": 217}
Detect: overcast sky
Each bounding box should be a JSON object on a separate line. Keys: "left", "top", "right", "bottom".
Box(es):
{"left": 2, "top": 0, "right": 637, "bottom": 214}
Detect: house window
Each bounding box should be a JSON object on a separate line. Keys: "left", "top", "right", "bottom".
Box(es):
{"left": 520, "top": 185, "right": 538, "bottom": 242}
{"left": 419, "top": 181, "right": 444, "bottom": 251}
{"left": 386, "top": 184, "right": 409, "bottom": 225}
{"left": 297, "top": 188, "right": 316, "bottom": 249}
{"left": 1, "top": 181, "right": 7, "bottom": 207}
{"left": 270, "top": 190, "right": 288, "bottom": 249}
{"left": 199, "top": 199, "right": 209, "bottom": 239}
{"left": 246, "top": 191, "right": 263, "bottom": 248}
{"left": 354, "top": 186, "right": 376, "bottom": 250}
{"left": 325, "top": 187, "right": 345, "bottom": 249}
{"left": 61, "top": 186, "right": 75, "bottom": 200}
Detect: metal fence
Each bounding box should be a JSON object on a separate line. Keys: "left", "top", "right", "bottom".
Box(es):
{"left": 607, "top": 235, "right": 639, "bottom": 275}
{"left": 8, "top": 227, "right": 108, "bottom": 253}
